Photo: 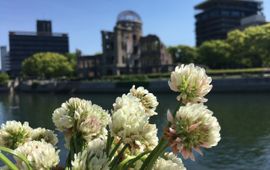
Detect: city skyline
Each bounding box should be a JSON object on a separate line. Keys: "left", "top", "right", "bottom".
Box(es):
{"left": 0, "top": 0, "right": 270, "bottom": 55}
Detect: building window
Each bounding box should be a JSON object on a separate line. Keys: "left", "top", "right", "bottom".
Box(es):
{"left": 210, "top": 11, "right": 219, "bottom": 17}
{"left": 133, "top": 34, "right": 137, "bottom": 41}
{"left": 79, "top": 61, "right": 83, "bottom": 69}
{"left": 221, "top": 10, "right": 230, "bottom": 17}
{"left": 122, "top": 56, "right": 126, "bottom": 64}
{"left": 231, "top": 11, "right": 240, "bottom": 17}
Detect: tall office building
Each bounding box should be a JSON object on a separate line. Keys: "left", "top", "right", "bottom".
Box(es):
{"left": 0, "top": 46, "right": 9, "bottom": 72}
{"left": 9, "top": 20, "right": 69, "bottom": 77}
{"left": 195, "top": 0, "right": 264, "bottom": 46}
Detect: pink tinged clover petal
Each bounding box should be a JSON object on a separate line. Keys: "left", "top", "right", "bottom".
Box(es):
{"left": 181, "top": 148, "right": 196, "bottom": 161}
{"left": 175, "top": 137, "right": 181, "bottom": 143}
{"left": 188, "top": 121, "right": 202, "bottom": 132}
{"left": 169, "top": 128, "right": 176, "bottom": 134}
{"left": 201, "top": 143, "right": 211, "bottom": 148}
{"left": 167, "top": 110, "right": 174, "bottom": 123}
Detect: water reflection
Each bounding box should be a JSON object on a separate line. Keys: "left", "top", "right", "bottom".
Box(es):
{"left": 0, "top": 92, "right": 270, "bottom": 169}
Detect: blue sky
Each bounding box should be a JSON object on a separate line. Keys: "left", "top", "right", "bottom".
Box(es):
{"left": 0, "top": 0, "right": 269, "bottom": 55}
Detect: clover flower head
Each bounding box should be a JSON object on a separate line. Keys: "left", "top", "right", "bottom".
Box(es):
{"left": 111, "top": 94, "right": 158, "bottom": 153}
{"left": 168, "top": 64, "right": 212, "bottom": 104}
{"left": 15, "top": 140, "right": 59, "bottom": 170}
{"left": 129, "top": 85, "right": 159, "bottom": 117}
{"left": 165, "top": 104, "right": 221, "bottom": 160}
{"left": 72, "top": 138, "right": 109, "bottom": 170}
{"left": 52, "top": 97, "right": 110, "bottom": 145}
{"left": 52, "top": 98, "right": 92, "bottom": 131}
{"left": 153, "top": 152, "right": 186, "bottom": 170}
{"left": 78, "top": 104, "right": 110, "bottom": 141}
{"left": 0, "top": 121, "right": 32, "bottom": 149}
{"left": 31, "top": 128, "right": 58, "bottom": 145}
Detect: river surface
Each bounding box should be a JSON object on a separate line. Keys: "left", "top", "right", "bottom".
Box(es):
{"left": 1, "top": 92, "right": 270, "bottom": 170}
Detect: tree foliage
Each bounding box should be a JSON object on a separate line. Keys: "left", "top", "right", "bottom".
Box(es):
{"left": 168, "top": 45, "right": 198, "bottom": 64}
{"left": 0, "top": 72, "right": 9, "bottom": 85}
{"left": 198, "top": 40, "right": 232, "bottom": 69}
{"left": 22, "top": 52, "right": 74, "bottom": 79}
{"left": 169, "top": 23, "right": 270, "bottom": 69}
{"left": 227, "top": 24, "right": 270, "bottom": 68}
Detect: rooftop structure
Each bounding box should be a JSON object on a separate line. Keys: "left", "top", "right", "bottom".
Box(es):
{"left": 195, "top": 0, "right": 264, "bottom": 46}
{"left": 240, "top": 14, "right": 267, "bottom": 27}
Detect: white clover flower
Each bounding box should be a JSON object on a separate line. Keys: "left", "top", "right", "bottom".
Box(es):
{"left": 72, "top": 138, "right": 109, "bottom": 170}
{"left": 77, "top": 104, "right": 110, "bottom": 141}
{"left": 153, "top": 152, "right": 186, "bottom": 170}
{"left": 129, "top": 85, "right": 159, "bottom": 117}
{"left": 0, "top": 121, "right": 32, "bottom": 149}
{"left": 111, "top": 95, "right": 148, "bottom": 143}
{"left": 52, "top": 98, "right": 91, "bottom": 131}
{"left": 165, "top": 103, "right": 221, "bottom": 160}
{"left": 112, "top": 94, "right": 144, "bottom": 112}
{"left": 52, "top": 97, "right": 110, "bottom": 145}
{"left": 15, "top": 140, "right": 59, "bottom": 170}
{"left": 168, "top": 64, "right": 212, "bottom": 104}
{"left": 31, "top": 128, "right": 58, "bottom": 145}
{"left": 137, "top": 124, "right": 158, "bottom": 151}
{"left": 111, "top": 94, "right": 158, "bottom": 153}
{"left": 52, "top": 107, "right": 73, "bottom": 132}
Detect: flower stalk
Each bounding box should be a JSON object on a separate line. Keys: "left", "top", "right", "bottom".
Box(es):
{"left": 0, "top": 152, "right": 18, "bottom": 170}
{"left": 140, "top": 138, "right": 168, "bottom": 170}
{"left": 0, "top": 146, "right": 32, "bottom": 170}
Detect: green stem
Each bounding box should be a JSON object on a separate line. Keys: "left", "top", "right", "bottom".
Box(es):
{"left": 0, "top": 152, "right": 18, "bottom": 170}
{"left": 106, "top": 131, "right": 114, "bottom": 156}
{"left": 109, "top": 140, "right": 122, "bottom": 159}
{"left": 139, "top": 138, "right": 168, "bottom": 170}
{"left": 65, "top": 133, "right": 85, "bottom": 169}
{"left": 110, "top": 144, "right": 129, "bottom": 170}
{"left": 116, "top": 156, "right": 135, "bottom": 170}
{"left": 118, "top": 151, "right": 151, "bottom": 170}
{"left": 0, "top": 146, "right": 32, "bottom": 170}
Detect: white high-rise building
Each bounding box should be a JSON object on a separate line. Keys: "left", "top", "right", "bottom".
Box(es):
{"left": 0, "top": 46, "right": 10, "bottom": 72}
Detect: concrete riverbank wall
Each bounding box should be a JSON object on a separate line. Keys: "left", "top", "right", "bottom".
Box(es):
{"left": 12, "top": 77, "right": 270, "bottom": 94}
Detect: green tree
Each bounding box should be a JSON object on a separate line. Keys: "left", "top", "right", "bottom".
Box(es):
{"left": 167, "top": 45, "right": 198, "bottom": 64}
{"left": 22, "top": 52, "right": 73, "bottom": 79}
{"left": 227, "top": 24, "right": 270, "bottom": 68}
{"left": 198, "top": 40, "right": 232, "bottom": 69}
{"left": 65, "top": 53, "right": 77, "bottom": 70}
{"left": 0, "top": 72, "right": 9, "bottom": 85}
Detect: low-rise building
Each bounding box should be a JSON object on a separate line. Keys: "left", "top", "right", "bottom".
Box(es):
{"left": 77, "top": 54, "right": 102, "bottom": 79}
{"left": 140, "top": 35, "right": 173, "bottom": 73}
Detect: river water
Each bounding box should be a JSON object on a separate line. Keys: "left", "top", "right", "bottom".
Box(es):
{"left": 1, "top": 92, "right": 270, "bottom": 170}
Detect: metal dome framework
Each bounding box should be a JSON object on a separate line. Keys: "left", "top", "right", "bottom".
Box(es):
{"left": 117, "top": 10, "right": 142, "bottom": 23}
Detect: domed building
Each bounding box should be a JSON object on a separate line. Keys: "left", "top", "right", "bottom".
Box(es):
{"left": 117, "top": 10, "right": 142, "bottom": 24}
{"left": 99, "top": 10, "right": 172, "bottom": 76}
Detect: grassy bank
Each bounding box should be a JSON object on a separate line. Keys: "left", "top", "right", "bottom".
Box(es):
{"left": 101, "top": 68, "right": 270, "bottom": 82}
